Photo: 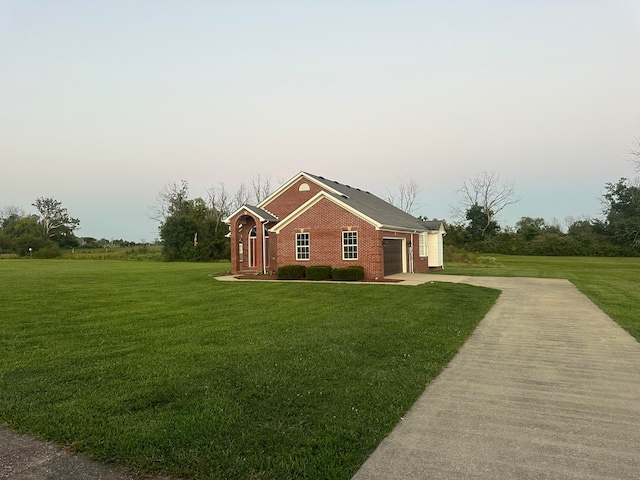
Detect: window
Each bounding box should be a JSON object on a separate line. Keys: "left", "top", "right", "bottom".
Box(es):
{"left": 249, "top": 226, "right": 257, "bottom": 267}
{"left": 296, "top": 232, "right": 310, "bottom": 260}
{"left": 419, "top": 232, "right": 428, "bottom": 257}
{"left": 342, "top": 231, "right": 358, "bottom": 260}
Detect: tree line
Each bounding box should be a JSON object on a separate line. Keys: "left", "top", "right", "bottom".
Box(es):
{"left": 2, "top": 175, "right": 637, "bottom": 261}
{"left": 447, "top": 137, "right": 640, "bottom": 257}
{"left": 445, "top": 180, "right": 639, "bottom": 257}
{"left": 0, "top": 198, "right": 80, "bottom": 257}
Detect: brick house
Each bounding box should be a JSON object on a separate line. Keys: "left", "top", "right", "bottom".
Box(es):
{"left": 224, "top": 172, "right": 445, "bottom": 280}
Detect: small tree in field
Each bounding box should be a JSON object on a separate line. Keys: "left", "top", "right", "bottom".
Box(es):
{"left": 32, "top": 197, "right": 80, "bottom": 247}
{"left": 454, "top": 171, "right": 520, "bottom": 237}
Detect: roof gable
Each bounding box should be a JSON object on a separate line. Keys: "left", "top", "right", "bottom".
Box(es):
{"left": 270, "top": 191, "right": 381, "bottom": 234}
{"left": 257, "top": 172, "right": 343, "bottom": 210}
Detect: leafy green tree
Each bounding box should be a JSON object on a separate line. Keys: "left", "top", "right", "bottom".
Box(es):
{"left": 561, "top": 219, "right": 624, "bottom": 256}
{"left": 0, "top": 211, "right": 20, "bottom": 252}
{"left": 515, "top": 217, "right": 545, "bottom": 241}
{"left": 601, "top": 178, "right": 640, "bottom": 247}
{"left": 567, "top": 219, "right": 597, "bottom": 238}
{"left": 466, "top": 204, "right": 499, "bottom": 240}
{"left": 161, "top": 212, "right": 200, "bottom": 261}
{"left": 197, "top": 217, "right": 231, "bottom": 260}
{"left": 441, "top": 222, "right": 469, "bottom": 248}
{"left": 3, "top": 215, "right": 51, "bottom": 256}
{"left": 158, "top": 183, "right": 229, "bottom": 261}
{"left": 32, "top": 197, "right": 80, "bottom": 247}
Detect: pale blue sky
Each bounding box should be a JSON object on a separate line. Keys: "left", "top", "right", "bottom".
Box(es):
{"left": 1, "top": 1, "right": 639, "bottom": 241}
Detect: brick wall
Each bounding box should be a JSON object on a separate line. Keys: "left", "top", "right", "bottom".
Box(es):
{"left": 276, "top": 197, "right": 386, "bottom": 279}
{"left": 262, "top": 178, "right": 324, "bottom": 219}
{"left": 413, "top": 246, "right": 431, "bottom": 273}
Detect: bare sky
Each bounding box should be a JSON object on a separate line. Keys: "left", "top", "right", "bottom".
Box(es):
{"left": 2, "top": 1, "right": 639, "bottom": 241}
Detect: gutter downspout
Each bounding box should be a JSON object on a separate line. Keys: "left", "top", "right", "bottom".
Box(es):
{"left": 409, "top": 232, "right": 415, "bottom": 273}
{"left": 262, "top": 222, "right": 267, "bottom": 274}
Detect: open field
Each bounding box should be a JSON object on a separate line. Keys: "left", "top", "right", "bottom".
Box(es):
{"left": 61, "top": 244, "right": 164, "bottom": 261}
{"left": 436, "top": 255, "right": 640, "bottom": 341}
{"left": 0, "top": 260, "right": 498, "bottom": 479}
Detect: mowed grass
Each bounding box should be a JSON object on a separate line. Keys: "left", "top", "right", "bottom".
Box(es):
{"left": 437, "top": 255, "right": 640, "bottom": 341}
{"left": 0, "top": 260, "right": 499, "bottom": 480}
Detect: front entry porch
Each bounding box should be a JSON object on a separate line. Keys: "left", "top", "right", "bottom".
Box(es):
{"left": 225, "top": 206, "right": 277, "bottom": 275}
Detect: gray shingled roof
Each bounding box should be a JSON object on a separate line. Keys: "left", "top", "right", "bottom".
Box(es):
{"left": 303, "top": 172, "right": 439, "bottom": 233}
{"left": 421, "top": 220, "right": 445, "bottom": 231}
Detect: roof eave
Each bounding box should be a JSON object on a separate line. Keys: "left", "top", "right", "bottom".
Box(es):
{"left": 378, "top": 224, "right": 429, "bottom": 233}
{"left": 223, "top": 205, "right": 277, "bottom": 224}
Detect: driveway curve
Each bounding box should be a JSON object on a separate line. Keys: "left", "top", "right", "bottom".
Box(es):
{"left": 353, "top": 274, "right": 640, "bottom": 480}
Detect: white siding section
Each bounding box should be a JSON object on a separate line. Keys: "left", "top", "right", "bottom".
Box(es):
{"left": 427, "top": 231, "right": 444, "bottom": 267}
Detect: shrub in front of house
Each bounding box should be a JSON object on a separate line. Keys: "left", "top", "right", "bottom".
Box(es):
{"left": 277, "top": 264, "right": 306, "bottom": 280}
{"left": 332, "top": 266, "right": 365, "bottom": 281}
{"left": 305, "top": 265, "right": 332, "bottom": 281}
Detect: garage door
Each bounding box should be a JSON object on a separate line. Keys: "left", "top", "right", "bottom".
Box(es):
{"left": 383, "top": 239, "right": 403, "bottom": 276}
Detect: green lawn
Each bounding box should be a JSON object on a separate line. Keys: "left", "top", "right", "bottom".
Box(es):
{"left": 0, "top": 260, "right": 498, "bottom": 480}
{"left": 436, "top": 255, "right": 640, "bottom": 341}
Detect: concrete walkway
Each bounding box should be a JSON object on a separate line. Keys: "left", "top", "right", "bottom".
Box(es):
{"left": 353, "top": 274, "right": 640, "bottom": 480}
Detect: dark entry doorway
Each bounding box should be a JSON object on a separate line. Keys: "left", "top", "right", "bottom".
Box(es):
{"left": 383, "top": 239, "right": 403, "bottom": 276}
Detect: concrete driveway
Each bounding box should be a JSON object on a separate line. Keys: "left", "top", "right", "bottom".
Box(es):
{"left": 353, "top": 274, "right": 640, "bottom": 479}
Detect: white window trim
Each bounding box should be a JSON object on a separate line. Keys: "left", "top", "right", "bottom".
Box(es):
{"left": 342, "top": 231, "right": 358, "bottom": 260}
{"left": 419, "top": 232, "right": 428, "bottom": 257}
{"left": 296, "top": 232, "right": 310, "bottom": 261}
